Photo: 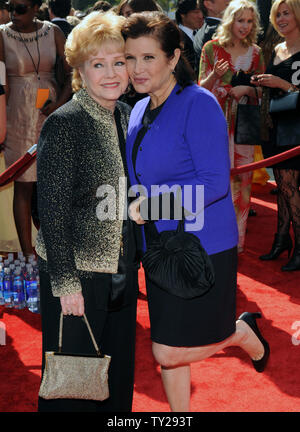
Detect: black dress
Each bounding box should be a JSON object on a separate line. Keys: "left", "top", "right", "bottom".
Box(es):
{"left": 262, "top": 50, "right": 300, "bottom": 170}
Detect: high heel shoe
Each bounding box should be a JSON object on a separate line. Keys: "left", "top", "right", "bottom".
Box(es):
{"left": 259, "top": 233, "right": 293, "bottom": 261}
{"left": 281, "top": 244, "right": 300, "bottom": 271}
{"left": 237, "top": 312, "right": 270, "bottom": 373}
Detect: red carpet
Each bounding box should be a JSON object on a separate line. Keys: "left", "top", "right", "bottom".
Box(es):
{"left": 1, "top": 182, "right": 300, "bottom": 412}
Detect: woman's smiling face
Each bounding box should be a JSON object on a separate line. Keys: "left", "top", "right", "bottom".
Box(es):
{"left": 125, "top": 35, "right": 179, "bottom": 98}
{"left": 275, "top": 2, "right": 299, "bottom": 36}
{"left": 79, "top": 41, "right": 128, "bottom": 111}
{"left": 231, "top": 8, "right": 254, "bottom": 42}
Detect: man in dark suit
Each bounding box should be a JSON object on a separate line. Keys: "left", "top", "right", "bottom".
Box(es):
{"left": 175, "top": 0, "right": 204, "bottom": 78}
{"left": 48, "top": 0, "right": 73, "bottom": 38}
{"left": 193, "top": 0, "right": 230, "bottom": 73}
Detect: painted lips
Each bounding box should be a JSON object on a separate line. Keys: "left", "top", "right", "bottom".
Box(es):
{"left": 133, "top": 78, "right": 147, "bottom": 85}
{"left": 102, "top": 83, "right": 119, "bottom": 88}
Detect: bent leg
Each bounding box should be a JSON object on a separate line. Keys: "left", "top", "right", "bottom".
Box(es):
{"left": 161, "top": 365, "right": 191, "bottom": 412}
{"left": 152, "top": 318, "right": 264, "bottom": 412}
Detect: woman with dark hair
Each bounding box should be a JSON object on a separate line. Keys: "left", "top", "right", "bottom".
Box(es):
{"left": 115, "top": 0, "right": 133, "bottom": 18}
{"left": 118, "top": 0, "right": 161, "bottom": 108}
{"left": 122, "top": 11, "right": 270, "bottom": 412}
{"left": 0, "top": 0, "right": 71, "bottom": 257}
{"left": 116, "top": 0, "right": 160, "bottom": 18}
{"left": 128, "top": 0, "right": 161, "bottom": 13}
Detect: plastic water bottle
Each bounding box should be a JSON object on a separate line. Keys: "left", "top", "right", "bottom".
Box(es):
{"left": 7, "top": 253, "right": 14, "bottom": 263}
{"left": 3, "top": 268, "right": 13, "bottom": 308}
{"left": 17, "top": 252, "right": 24, "bottom": 260}
{"left": 13, "top": 269, "right": 25, "bottom": 309}
{"left": 27, "top": 254, "right": 35, "bottom": 264}
{"left": 26, "top": 267, "right": 38, "bottom": 313}
{"left": 0, "top": 263, "right": 4, "bottom": 306}
{"left": 24, "top": 265, "right": 31, "bottom": 305}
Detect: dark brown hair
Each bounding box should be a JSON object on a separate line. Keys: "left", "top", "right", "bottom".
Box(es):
{"left": 128, "top": 0, "right": 161, "bottom": 12}
{"left": 122, "top": 11, "right": 195, "bottom": 89}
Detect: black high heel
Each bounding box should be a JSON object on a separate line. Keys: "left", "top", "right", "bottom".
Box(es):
{"left": 259, "top": 233, "right": 293, "bottom": 261}
{"left": 238, "top": 312, "right": 270, "bottom": 373}
{"left": 281, "top": 244, "right": 300, "bottom": 271}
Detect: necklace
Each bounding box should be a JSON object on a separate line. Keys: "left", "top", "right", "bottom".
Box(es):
{"left": 16, "top": 20, "right": 41, "bottom": 80}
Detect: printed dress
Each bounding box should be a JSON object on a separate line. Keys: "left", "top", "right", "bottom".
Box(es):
{"left": 199, "top": 39, "right": 265, "bottom": 251}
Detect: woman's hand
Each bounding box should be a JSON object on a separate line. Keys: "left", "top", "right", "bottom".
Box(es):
{"left": 252, "top": 74, "right": 290, "bottom": 91}
{"left": 60, "top": 292, "right": 85, "bottom": 316}
{"left": 128, "top": 196, "right": 146, "bottom": 225}
{"left": 229, "top": 85, "right": 252, "bottom": 101}
{"left": 213, "top": 59, "right": 230, "bottom": 79}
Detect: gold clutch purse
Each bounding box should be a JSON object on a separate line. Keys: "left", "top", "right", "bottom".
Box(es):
{"left": 39, "top": 313, "right": 111, "bottom": 401}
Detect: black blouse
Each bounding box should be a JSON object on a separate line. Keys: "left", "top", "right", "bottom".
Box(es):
{"left": 267, "top": 50, "right": 300, "bottom": 97}
{"left": 262, "top": 50, "right": 300, "bottom": 169}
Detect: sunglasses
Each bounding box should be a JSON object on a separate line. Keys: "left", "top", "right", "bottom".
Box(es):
{"left": 5, "top": 2, "right": 33, "bottom": 15}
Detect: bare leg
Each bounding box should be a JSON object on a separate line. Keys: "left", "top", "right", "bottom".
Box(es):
{"left": 161, "top": 365, "right": 190, "bottom": 412}
{"left": 13, "top": 181, "right": 35, "bottom": 256}
{"left": 152, "top": 319, "right": 264, "bottom": 412}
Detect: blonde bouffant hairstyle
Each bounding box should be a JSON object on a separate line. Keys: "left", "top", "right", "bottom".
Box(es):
{"left": 215, "top": 0, "right": 261, "bottom": 48}
{"left": 270, "top": 0, "right": 300, "bottom": 37}
{"left": 65, "top": 11, "right": 126, "bottom": 92}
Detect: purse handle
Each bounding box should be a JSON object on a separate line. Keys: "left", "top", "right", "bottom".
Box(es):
{"left": 146, "top": 208, "right": 186, "bottom": 240}
{"left": 58, "top": 312, "right": 102, "bottom": 356}
{"left": 253, "top": 86, "right": 259, "bottom": 105}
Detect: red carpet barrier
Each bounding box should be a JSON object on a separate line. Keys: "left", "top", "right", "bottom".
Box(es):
{"left": 1, "top": 144, "right": 300, "bottom": 187}
{"left": 0, "top": 144, "right": 37, "bottom": 187}
{"left": 231, "top": 145, "right": 300, "bottom": 175}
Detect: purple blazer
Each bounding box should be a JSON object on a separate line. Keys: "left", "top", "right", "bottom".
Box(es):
{"left": 126, "top": 83, "right": 238, "bottom": 255}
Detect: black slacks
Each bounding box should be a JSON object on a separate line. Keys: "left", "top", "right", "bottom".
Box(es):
{"left": 38, "top": 270, "right": 138, "bottom": 412}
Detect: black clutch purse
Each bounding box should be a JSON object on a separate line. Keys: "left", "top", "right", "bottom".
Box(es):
{"left": 142, "top": 217, "right": 215, "bottom": 299}
{"left": 269, "top": 91, "right": 300, "bottom": 147}
{"left": 231, "top": 70, "right": 253, "bottom": 87}
{"left": 234, "top": 87, "right": 262, "bottom": 145}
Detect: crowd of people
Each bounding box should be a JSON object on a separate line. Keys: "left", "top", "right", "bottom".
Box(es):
{"left": 0, "top": 0, "right": 299, "bottom": 413}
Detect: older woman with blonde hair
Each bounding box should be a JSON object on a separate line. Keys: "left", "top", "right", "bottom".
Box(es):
{"left": 199, "top": 0, "right": 265, "bottom": 253}
{"left": 36, "top": 11, "right": 140, "bottom": 412}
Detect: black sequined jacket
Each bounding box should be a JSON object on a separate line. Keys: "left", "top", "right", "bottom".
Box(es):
{"left": 36, "top": 89, "right": 131, "bottom": 297}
